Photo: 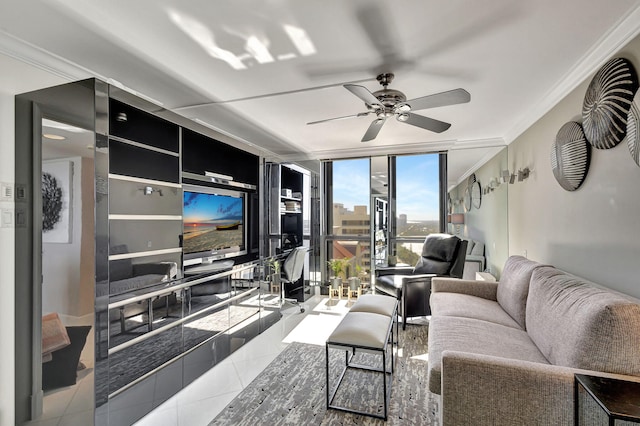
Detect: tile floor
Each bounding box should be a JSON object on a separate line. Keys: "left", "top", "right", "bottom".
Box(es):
{"left": 136, "top": 294, "right": 348, "bottom": 426}
{"left": 26, "top": 294, "right": 358, "bottom": 425}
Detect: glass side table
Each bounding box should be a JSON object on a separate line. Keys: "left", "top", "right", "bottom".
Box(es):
{"left": 575, "top": 374, "right": 640, "bottom": 425}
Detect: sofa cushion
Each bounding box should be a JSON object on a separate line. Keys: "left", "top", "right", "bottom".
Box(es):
{"left": 470, "top": 241, "right": 484, "bottom": 256}
{"left": 110, "top": 274, "right": 167, "bottom": 295}
{"left": 427, "top": 316, "right": 549, "bottom": 394}
{"left": 465, "top": 239, "right": 475, "bottom": 255}
{"left": 496, "top": 256, "right": 546, "bottom": 329}
{"left": 430, "top": 292, "right": 521, "bottom": 329}
{"left": 526, "top": 267, "right": 640, "bottom": 376}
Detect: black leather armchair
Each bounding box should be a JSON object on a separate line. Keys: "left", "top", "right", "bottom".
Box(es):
{"left": 374, "top": 233, "right": 467, "bottom": 329}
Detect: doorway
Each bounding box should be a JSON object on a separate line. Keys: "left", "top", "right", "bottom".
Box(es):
{"left": 14, "top": 79, "right": 101, "bottom": 425}
{"left": 33, "top": 119, "right": 95, "bottom": 424}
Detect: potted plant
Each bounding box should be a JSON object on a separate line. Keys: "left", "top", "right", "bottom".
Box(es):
{"left": 327, "top": 258, "right": 347, "bottom": 289}
{"left": 348, "top": 263, "right": 362, "bottom": 291}
{"left": 266, "top": 258, "right": 281, "bottom": 291}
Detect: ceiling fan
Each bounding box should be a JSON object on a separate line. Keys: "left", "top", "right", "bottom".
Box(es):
{"left": 307, "top": 73, "right": 470, "bottom": 142}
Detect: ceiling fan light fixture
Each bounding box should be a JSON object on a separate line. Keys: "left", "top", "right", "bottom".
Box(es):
{"left": 397, "top": 113, "right": 409, "bottom": 122}
{"left": 396, "top": 104, "right": 411, "bottom": 112}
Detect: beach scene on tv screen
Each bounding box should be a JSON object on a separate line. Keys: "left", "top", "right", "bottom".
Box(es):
{"left": 183, "top": 191, "right": 243, "bottom": 254}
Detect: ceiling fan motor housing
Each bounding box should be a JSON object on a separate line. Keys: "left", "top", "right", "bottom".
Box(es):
{"left": 373, "top": 88, "right": 406, "bottom": 107}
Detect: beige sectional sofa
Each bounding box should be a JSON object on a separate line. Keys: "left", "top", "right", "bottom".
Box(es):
{"left": 428, "top": 255, "right": 640, "bottom": 425}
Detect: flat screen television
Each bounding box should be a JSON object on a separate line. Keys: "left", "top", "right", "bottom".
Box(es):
{"left": 182, "top": 184, "right": 247, "bottom": 266}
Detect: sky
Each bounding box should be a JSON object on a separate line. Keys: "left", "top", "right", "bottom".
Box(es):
{"left": 183, "top": 191, "right": 243, "bottom": 223}
{"left": 333, "top": 154, "right": 440, "bottom": 221}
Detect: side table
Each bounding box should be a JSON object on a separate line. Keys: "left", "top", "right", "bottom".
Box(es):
{"left": 475, "top": 271, "right": 496, "bottom": 282}
{"left": 575, "top": 374, "right": 640, "bottom": 425}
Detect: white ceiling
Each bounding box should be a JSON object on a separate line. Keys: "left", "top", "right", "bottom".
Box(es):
{"left": 3, "top": 0, "right": 640, "bottom": 186}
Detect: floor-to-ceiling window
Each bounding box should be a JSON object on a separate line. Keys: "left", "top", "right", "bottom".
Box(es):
{"left": 324, "top": 158, "right": 371, "bottom": 285}
{"left": 322, "top": 153, "right": 445, "bottom": 284}
{"left": 392, "top": 153, "right": 443, "bottom": 265}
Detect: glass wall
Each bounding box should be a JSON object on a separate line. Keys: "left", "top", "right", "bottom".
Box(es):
{"left": 326, "top": 158, "right": 371, "bottom": 284}
{"left": 393, "top": 153, "right": 442, "bottom": 266}
{"left": 323, "top": 153, "right": 445, "bottom": 283}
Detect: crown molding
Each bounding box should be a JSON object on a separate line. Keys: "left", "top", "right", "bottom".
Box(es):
{"left": 0, "top": 30, "right": 96, "bottom": 81}
{"left": 503, "top": 4, "right": 640, "bottom": 145}
{"left": 451, "top": 147, "right": 505, "bottom": 191}
{"left": 448, "top": 137, "right": 506, "bottom": 150}
{"left": 306, "top": 137, "right": 506, "bottom": 161}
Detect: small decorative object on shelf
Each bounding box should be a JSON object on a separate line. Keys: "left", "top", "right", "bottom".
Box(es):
{"left": 574, "top": 374, "right": 640, "bottom": 425}
{"left": 281, "top": 188, "right": 292, "bottom": 198}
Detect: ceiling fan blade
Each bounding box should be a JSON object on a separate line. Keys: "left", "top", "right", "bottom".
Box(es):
{"left": 344, "top": 84, "right": 383, "bottom": 108}
{"left": 355, "top": 4, "right": 406, "bottom": 73}
{"left": 362, "top": 118, "right": 386, "bottom": 142}
{"left": 307, "top": 112, "right": 369, "bottom": 125}
{"left": 173, "top": 78, "right": 376, "bottom": 111}
{"left": 401, "top": 113, "right": 451, "bottom": 133}
{"left": 400, "top": 89, "right": 470, "bottom": 112}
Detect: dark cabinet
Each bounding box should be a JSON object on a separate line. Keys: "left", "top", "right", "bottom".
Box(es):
{"left": 109, "top": 98, "right": 179, "bottom": 152}
{"left": 182, "top": 128, "right": 259, "bottom": 187}
{"left": 268, "top": 163, "right": 309, "bottom": 301}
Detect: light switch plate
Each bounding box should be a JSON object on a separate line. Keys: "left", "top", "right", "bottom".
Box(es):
{"left": 0, "top": 182, "right": 14, "bottom": 202}
{"left": 15, "top": 184, "right": 27, "bottom": 202}
{"left": 1, "top": 208, "right": 13, "bottom": 228}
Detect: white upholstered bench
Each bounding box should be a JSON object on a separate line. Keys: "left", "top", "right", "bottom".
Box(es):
{"left": 350, "top": 294, "right": 399, "bottom": 344}
{"left": 325, "top": 295, "right": 398, "bottom": 420}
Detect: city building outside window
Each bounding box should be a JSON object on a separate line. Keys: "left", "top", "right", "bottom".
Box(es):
{"left": 330, "top": 159, "right": 371, "bottom": 283}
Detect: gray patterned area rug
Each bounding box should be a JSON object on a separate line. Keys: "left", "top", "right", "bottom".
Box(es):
{"left": 210, "top": 324, "right": 439, "bottom": 425}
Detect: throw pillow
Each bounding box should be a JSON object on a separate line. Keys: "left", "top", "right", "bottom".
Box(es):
{"left": 42, "top": 325, "right": 91, "bottom": 390}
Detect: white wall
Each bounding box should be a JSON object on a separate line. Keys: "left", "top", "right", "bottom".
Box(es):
{"left": 508, "top": 34, "right": 640, "bottom": 297}
{"left": 0, "top": 52, "right": 66, "bottom": 426}
{"left": 450, "top": 148, "right": 509, "bottom": 278}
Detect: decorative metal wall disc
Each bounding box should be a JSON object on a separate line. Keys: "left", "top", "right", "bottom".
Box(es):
{"left": 551, "top": 121, "right": 591, "bottom": 191}
{"left": 467, "top": 173, "right": 476, "bottom": 185}
{"left": 582, "top": 57, "right": 638, "bottom": 149}
{"left": 628, "top": 91, "right": 640, "bottom": 167}
{"left": 464, "top": 186, "right": 472, "bottom": 212}
{"left": 471, "top": 181, "right": 481, "bottom": 209}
